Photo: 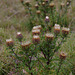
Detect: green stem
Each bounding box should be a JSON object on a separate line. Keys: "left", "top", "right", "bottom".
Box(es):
{"left": 57, "top": 59, "right": 63, "bottom": 75}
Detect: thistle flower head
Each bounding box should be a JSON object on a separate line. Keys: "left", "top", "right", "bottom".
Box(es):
{"left": 32, "top": 29, "right": 40, "bottom": 35}
{"left": 36, "top": 10, "right": 41, "bottom": 14}
{"left": 49, "top": 3, "right": 54, "bottom": 8}
{"left": 21, "top": 41, "right": 31, "bottom": 50}
{"left": 45, "top": 16, "right": 49, "bottom": 22}
{"left": 60, "top": 52, "right": 67, "bottom": 60}
{"left": 62, "top": 27, "right": 70, "bottom": 35}
{"left": 54, "top": 24, "right": 60, "bottom": 27}
{"left": 33, "top": 25, "right": 42, "bottom": 30}
{"left": 66, "top": 2, "right": 70, "bottom": 6}
{"left": 61, "top": 3, "right": 65, "bottom": 8}
{"left": 25, "top": 1, "right": 30, "bottom": 6}
{"left": 35, "top": 4, "right": 39, "bottom": 9}
{"left": 6, "top": 38, "right": 14, "bottom": 47}
{"left": 42, "top": 2, "right": 45, "bottom": 6}
{"left": 45, "top": 33, "right": 54, "bottom": 41}
{"left": 54, "top": 24, "right": 60, "bottom": 34}
{"left": 32, "top": 35, "right": 40, "bottom": 44}
{"left": 16, "top": 32, "right": 23, "bottom": 41}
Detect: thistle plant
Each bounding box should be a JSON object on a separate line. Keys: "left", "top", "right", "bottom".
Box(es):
{"left": 5, "top": 0, "right": 72, "bottom": 74}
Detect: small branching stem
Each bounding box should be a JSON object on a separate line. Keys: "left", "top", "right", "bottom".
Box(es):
{"left": 35, "top": 45, "right": 46, "bottom": 69}
{"left": 28, "top": 56, "right": 33, "bottom": 75}
{"left": 47, "top": 50, "right": 50, "bottom": 65}
{"left": 57, "top": 59, "right": 63, "bottom": 75}
{"left": 50, "top": 37, "right": 64, "bottom": 61}
{"left": 11, "top": 48, "right": 19, "bottom": 59}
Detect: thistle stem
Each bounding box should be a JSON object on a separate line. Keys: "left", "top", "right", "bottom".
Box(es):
{"left": 57, "top": 59, "right": 63, "bottom": 75}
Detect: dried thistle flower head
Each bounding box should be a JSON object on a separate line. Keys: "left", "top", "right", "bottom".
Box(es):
{"left": 66, "top": 2, "right": 70, "bottom": 6}
{"left": 25, "top": 1, "right": 30, "bottom": 6}
{"left": 54, "top": 24, "right": 60, "bottom": 34}
{"left": 32, "top": 35, "right": 40, "bottom": 44}
{"left": 45, "top": 33, "right": 54, "bottom": 41}
{"left": 16, "top": 32, "right": 23, "bottom": 41}
{"left": 35, "top": 4, "right": 39, "bottom": 9}
{"left": 62, "top": 27, "right": 70, "bottom": 35}
{"left": 33, "top": 25, "right": 42, "bottom": 30}
{"left": 32, "top": 29, "right": 40, "bottom": 35}
{"left": 61, "top": 3, "right": 65, "bottom": 8}
{"left": 54, "top": 24, "right": 60, "bottom": 27}
{"left": 49, "top": 3, "right": 54, "bottom": 8}
{"left": 45, "top": 16, "right": 49, "bottom": 22}
{"left": 6, "top": 38, "right": 14, "bottom": 47}
{"left": 60, "top": 52, "right": 67, "bottom": 60}
{"left": 21, "top": 41, "right": 31, "bottom": 50}
{"left": 36, "top": 10, "right": 41, "bottom": 14}
{"left": 42, "top": 2, "right": 45, "bottom": 6}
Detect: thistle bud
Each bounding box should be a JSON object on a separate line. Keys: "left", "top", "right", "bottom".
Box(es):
{"left": 6, "top": 38, "right": 14, "bottom": 47}
{"left": 16, "top": 32, "right": 23, "bottom": 41}
{"left": 49, "top": 3, "right": 54, "bottom": 8}
{"left": 45, "top": 16, "right": 49, "bottom": 22}
{"left": 62, "top": 27, "right": 70, "bottom": 36}
{"left": 25, "top": 1, "right": 30, "bottom": 6}
{"left": 36, "top": 10, "right": 41, "bottom": 15}
{"left": 54, "top": 24, "right": 60, "bottom": 34}
{"left": 35, "top": 4, "right": 39, "bottom": 9}
{"left": 45, "top": 33, "right": 54, "bottom": 41}
{"left": 60, "top": 52, "right": 67, "bottom": 60}
{"left": 32, "top": 29, "right": 40, "bottom": 35}
{"left": 21, "top": 41, "right": 31, "bottom": 50}
{"left": 33, "top": 25, "right": 42, "bottom": 30}
{"left": 32, "top": 35, "right": 40, "bottom": 44}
